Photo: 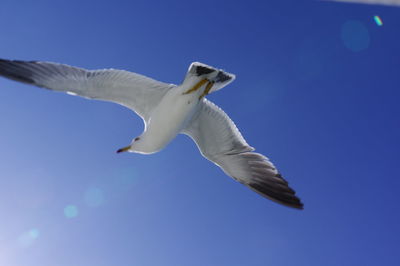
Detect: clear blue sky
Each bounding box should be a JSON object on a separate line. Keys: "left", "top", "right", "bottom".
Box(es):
{"left": 0, "top": 0, "right": 399, "bottom": 265}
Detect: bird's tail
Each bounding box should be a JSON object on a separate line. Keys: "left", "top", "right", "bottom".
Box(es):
{"left": 186, "top": 62, "right": 235, "bottom": 93}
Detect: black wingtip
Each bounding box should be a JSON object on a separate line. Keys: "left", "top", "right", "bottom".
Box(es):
{"left": 0, "top": 58, "right": 36, "bottom": 84}
{"left": 249, "top": 183, "right": 304, "bottom": 210}
{"left": 248, "top": 173, "right": 304, "bottom": 210}
{"left": 196, "top": 65, "right": 216, "bottom": 76}
{"left": 215, "top": 71, "right": 233, "bottom": 83}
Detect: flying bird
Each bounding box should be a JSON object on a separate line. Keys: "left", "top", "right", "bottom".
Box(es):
{"left": 0, "top": 59, "right": 303, "bottom": 209}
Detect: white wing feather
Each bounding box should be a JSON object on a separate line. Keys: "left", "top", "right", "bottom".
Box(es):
{"left": 182, "top": 99, "right": 303, "bottom": 209}
{"left": 0, "top": 59, "right": 175, "bottom": 121}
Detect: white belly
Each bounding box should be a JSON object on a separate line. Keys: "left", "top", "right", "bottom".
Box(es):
{"left": 139, "top": 85, "right": 201, "bottom": 153}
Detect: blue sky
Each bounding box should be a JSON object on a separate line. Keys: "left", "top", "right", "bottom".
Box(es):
{"left": 0, "top": 0, "right": 399, "bottom": 265}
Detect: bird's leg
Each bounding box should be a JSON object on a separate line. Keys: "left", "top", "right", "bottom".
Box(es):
{"left": 182, "top": 78, "right": 208, "bottom": 95}
{"left": 116, "top": 145, "right": 131, "bottom": 153}
{"left": 199, "top": 81, "right": 214, "bottom": 100}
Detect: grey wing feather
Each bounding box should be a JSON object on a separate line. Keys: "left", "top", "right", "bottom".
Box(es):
{"left": 182, "top": 99, "right": 303, "bottom": 209}
{"left": 0, "top": 59, "right": 175, "bottom": 120}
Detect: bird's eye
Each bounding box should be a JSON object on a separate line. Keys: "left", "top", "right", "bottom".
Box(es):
{"left": 134, "top": 137, "right": 140, "bottom": 141}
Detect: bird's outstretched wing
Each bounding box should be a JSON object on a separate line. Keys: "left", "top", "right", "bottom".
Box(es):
{"left": 182, "top": 99, "right": 303, "bottom": 209}
{"left": 0, "top": 59, "right": 175, "bottom": 121}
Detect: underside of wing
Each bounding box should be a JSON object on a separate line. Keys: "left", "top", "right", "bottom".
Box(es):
{"left": 0, "top": 59, "right": 175, "bottom": 120}
{"left": 182, "top": 99, "right": 303, "bottom": 209}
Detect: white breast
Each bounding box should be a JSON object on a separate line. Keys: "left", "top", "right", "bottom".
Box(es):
{"left": 136, "top": 81, "right": 203, "bottom": 154}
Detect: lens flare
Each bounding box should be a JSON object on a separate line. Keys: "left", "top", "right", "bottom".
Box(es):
{"left": 374, "top": 15, "right": 383, "bottom": 26}
{"left": 28, "top": 228, "right": 40, "bottom": 239}
{"left": 18, "top": 228, "right": 40, "bottom": 247}
{"left": 341, "top": 20, "right": 370, "bottom": 52}
{"left": 64, "top": 205, "right": 79, "bottom": 218}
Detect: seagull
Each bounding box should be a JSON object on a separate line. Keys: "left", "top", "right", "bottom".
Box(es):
{"left": 0, "top": 59, "right": 303, "bottom": 209}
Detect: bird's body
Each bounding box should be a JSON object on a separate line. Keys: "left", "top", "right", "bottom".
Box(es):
{"left": 134, "top": 75, "right": 204, "bottom": 154}
{"left": 0, "top": 59, "right": 304, "bottom": 209}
